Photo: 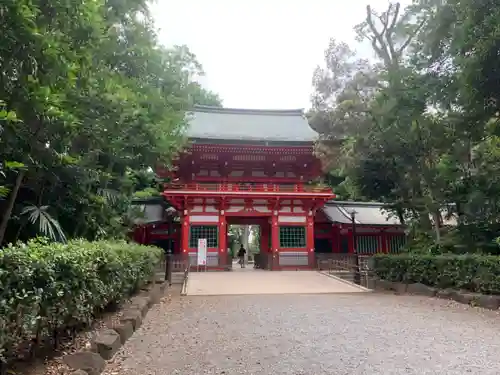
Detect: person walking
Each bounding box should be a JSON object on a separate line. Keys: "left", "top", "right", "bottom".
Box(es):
{"left": 237, "top": 244, "right": 246, "bottom": 268}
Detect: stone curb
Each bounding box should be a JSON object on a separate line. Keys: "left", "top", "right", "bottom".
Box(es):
{"left": 372, "top": 278, "right": 500, "bottom": 310}
{"left": 64, "top": 280, "right": 169, "bottom": 375}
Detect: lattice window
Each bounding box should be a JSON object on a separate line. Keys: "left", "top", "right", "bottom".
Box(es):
{"left": 189, "top": 225, "right": 218, "bottom": 248}
{"left": 389, "top": 235, "right": 406, "bottom": 253}
{"left": 279, "top": 226, "right": 306, "bottom": 248}
{"left": 356, "top": 235, "right": 379, "bottom": 254}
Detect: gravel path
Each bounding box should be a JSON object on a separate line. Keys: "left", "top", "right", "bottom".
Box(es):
{"left": 104, "top": 293, "right": 500, "bottom": 375}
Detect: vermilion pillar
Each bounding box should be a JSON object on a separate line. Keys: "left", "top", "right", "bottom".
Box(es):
{"left": 181, "top": 212, "right": 190, "bottom": 262}
{"left": 306, "top": 213, "right": 315, "bottom": 267}
{"left": 218, "top": 211, "right": 227, "bottom": 266}
{"left": 271, "top": 214, "right": 279, "bottom": 269}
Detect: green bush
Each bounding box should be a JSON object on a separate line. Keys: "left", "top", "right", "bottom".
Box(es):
{"left": 373, "top": 253, "right": 500, "bottom": 295}
{"left": 0, "top": 238, "right": 161, "bottom": 361}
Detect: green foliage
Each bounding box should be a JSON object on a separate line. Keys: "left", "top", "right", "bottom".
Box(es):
{"left": 401, "top": 229, "right": 440, "bottom": 254}
{"left": 0, "top": 238, "right": 161, "bottom": 362}
{"left": 0, "top": 160, "right": 25, "bottom": 198}
{"left": 0, "top": 0, "right": 220, "bottom": 245}
{"left": 188, "top": 82, "right": 223, "bottom": 107}
{"left": 20, "top": 205, "right": 67, "bottom": 242}
{"left": 310, "top": 1, "right": 500, "bottom": 248}
{"left": 133, "top": 187, "right": 161, "bottom": 199}
{"left": 373, "top": 253, "right": 500, "bottom": 294}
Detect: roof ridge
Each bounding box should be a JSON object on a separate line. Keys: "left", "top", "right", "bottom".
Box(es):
{"left": 192, "top": 105, "right": 304, "bottom": 117}
{"left": 326, "top": 200, "right": 386, "bottom": 207}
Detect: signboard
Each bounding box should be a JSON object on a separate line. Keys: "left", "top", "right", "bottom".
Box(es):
{"left": 197, "top": 238, "right": 207, "bottom": 266}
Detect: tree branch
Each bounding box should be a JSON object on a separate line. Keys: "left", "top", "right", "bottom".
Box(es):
{"left": 386, "top": 2, "right": 401, "bottom": 61}
{"left": 397, "top": 18, "right": 427, "bottom": 56}
{"left": 388, "top": 2, "right": 400, "bottom": 32}
{"left": 376, "top": 4, "right": 392, "bottom": 35}
{"left": 366, "top": 5, "right": 393, "bottom": 66}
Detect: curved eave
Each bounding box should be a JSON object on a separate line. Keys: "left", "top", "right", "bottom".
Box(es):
{"left": 189, "top": 138, "right": 315, "bottom": 146}
{"left": 192, "top": 105, "right": 305, "bottom": 116}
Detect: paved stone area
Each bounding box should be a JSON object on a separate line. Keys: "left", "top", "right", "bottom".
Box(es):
{"left": 104, "top": 292, "right": 500, "bottom": 375}
{"left": 186, "top": 270, "right": 367, "bottom": 295}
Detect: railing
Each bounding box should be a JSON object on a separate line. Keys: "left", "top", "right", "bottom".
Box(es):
{"left": 164, "top": 183, "right": 332, "bottom": 194}
{"left": 159, "top": 253, "right": 188, "bottom": 275}
{"left": 172, "top": 254, "right": 189, "bottom": 272}
{"left": 157, "top": 252, "right": 166, "bottom": 275}
{"left": 315, "top": 253, "right": 359, "bottom": 270}
{"left": 315, "top": 254, "right": 373, "bottom": 288}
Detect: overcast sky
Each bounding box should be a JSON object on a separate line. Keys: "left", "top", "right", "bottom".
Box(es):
{"left": 150, "top": 0, "right": 411, "bottom": 110}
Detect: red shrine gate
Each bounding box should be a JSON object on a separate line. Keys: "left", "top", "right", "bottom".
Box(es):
{"left": 160, "top": 106, "right": 335, "bottom": 270}
{"left": 162, "top": 186, "right": 334, "bottom": 269}
{"left": 132, "top": 106, "right": 408, "bottom": 270}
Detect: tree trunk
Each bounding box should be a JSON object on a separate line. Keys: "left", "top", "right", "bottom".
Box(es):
{"left": 0, "top": 170, "right": 25, "bottom": 245}
{"left": 396, "top": 207, "right": 406, "bottom": 226}
{"left": 417, "top": 208, "right": 433, "bottom": 231}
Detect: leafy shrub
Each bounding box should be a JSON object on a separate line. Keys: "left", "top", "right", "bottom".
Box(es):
{"left": 0, "top": 238, "right": 161, "bottom": 362}
{"left": 373, "top": 253, "right": 500, "bottom": 295}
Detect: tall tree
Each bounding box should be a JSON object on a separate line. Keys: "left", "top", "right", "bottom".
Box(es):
{"left": 311, "top": 0, "right": 500, "bottom": 250}
{"left": 0, "top": 0, "right": 220, "bottom": 245}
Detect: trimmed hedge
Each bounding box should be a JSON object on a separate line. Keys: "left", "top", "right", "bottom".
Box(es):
{"left": 0, "top": 238, "right": 162, "bottom": 362}
{"left": 373, "top": 253, "right": 500, "bottom": 295}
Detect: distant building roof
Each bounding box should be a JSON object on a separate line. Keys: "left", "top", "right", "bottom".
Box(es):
{"left": 321, "top": 201, "right": 402, "bottom": 226}
{"left": 321, "top": 201, "right": 457, "bottom": 227}
{"left": 186, "top": 106, "right": 318, "bottom": 143}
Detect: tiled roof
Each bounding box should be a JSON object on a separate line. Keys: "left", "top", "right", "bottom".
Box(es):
{"left": 321, "top": 201, "right": 402, "bottom": 226}
{"left": 321, "top": 204, "right": 352, "bottom": 224}
{"left": 186, "top": 106, "right": 318, "bottom": 142}
{"left": 321, "top": 201, "right": 457, "bottom": 227}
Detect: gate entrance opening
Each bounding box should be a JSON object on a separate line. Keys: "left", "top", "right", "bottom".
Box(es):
{"left": 227, "top": 218, "right": 268, "bottom": 270}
